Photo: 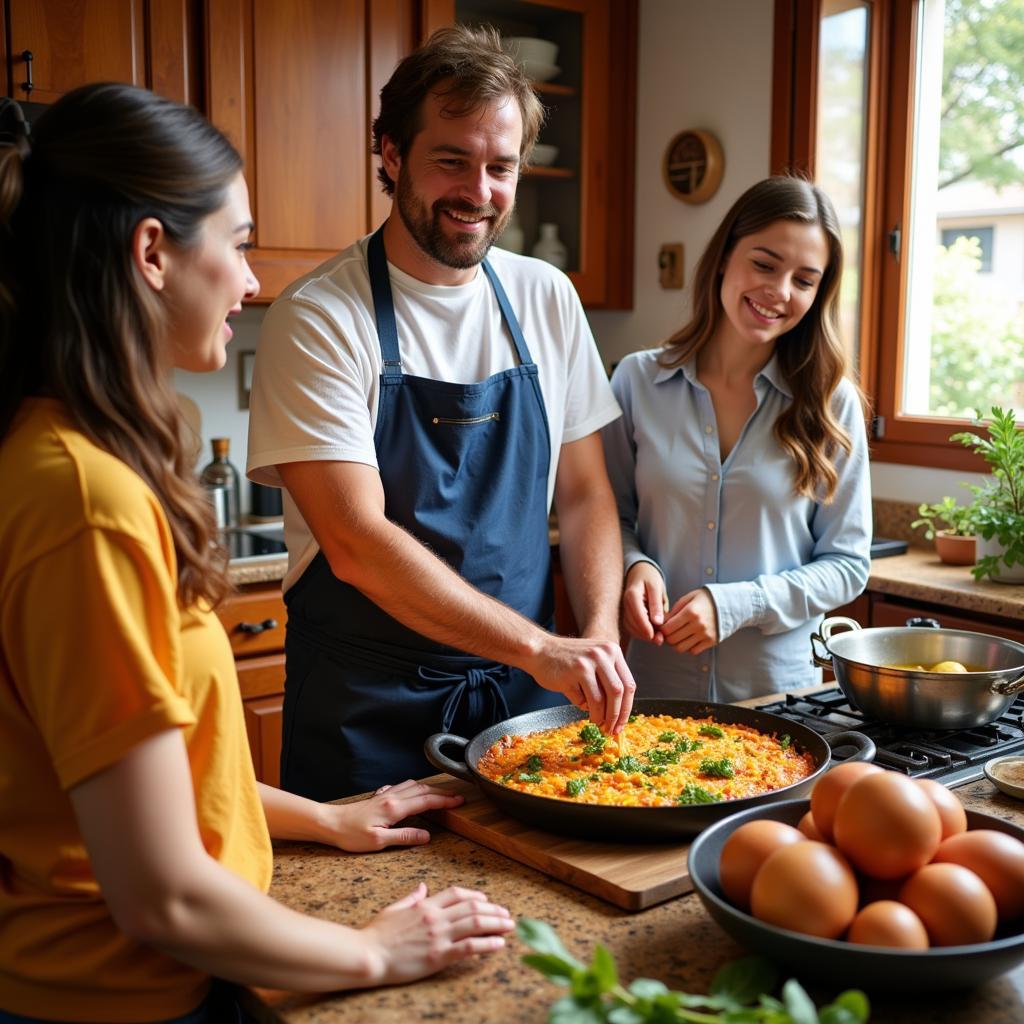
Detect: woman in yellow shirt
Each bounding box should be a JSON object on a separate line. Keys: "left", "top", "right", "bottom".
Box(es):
{"left": 0, "top": 84, "right": 513, "bottom": 1024}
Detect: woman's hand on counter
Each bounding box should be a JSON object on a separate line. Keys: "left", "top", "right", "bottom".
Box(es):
{"left": 360, "top": 883, "right": 514, "bottom": 985}
{"left": 257, "top": 780, "right": 464, "bottom": 852}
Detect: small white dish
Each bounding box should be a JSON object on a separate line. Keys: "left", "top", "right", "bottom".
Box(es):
{"left": 502, "top": 36, "right": 558, "bottom": 66}
{"left": 530, "top": 143, "right": 559, "bottom": 166}
{"left": 984, "top": 754, "right": 1024, "bottom": 800}
{"left": 522, "top": 60, "right": 561, "bottom": 83}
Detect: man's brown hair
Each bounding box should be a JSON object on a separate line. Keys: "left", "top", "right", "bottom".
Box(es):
{"left": 371, "top": 24, "right": 545, "bottom": 196}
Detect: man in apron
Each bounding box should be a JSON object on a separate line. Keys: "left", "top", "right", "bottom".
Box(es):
{"left": 247, "top": 25, "right": 635, "bottom": 801}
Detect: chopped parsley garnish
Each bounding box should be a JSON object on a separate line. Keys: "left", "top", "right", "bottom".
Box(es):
{"left": 582, "top": 738, "right": 607, "bottom": 756}
{"left": 658, "top": 732, "right": 677, "bottom": 743}
{"left": 640, "top": 764, "right": 668, "bottom": 777}
{"left": 699, "top": 757, "right": 735, "bottom": 779}
{"left": 500, "top": 772, "right": 514, "bottom": 783}
{"left": 628, "top": 713, "right": 638, "bottom": 723}
{"left": 566, "top": 778, "right": 588, "bottom": 798}
{"left": 579, "top": 723, "right": 603, "bottom": 744}
{"left": 778, "top": 734, "right": 792, "bottom": 750}
{"left": 598, "top": 754, "right": 645, "bottom": 774}
{"left": 699, "top": 725, "right": 725, "bottom": 739}
{"left": 646, "top": 747, "right": 680, "bottom": 766}
{"left": 518, "top": 772, "right": 543, "bottom": 784}
{"left": 674, "top": 737, "right": 703, "bottom": 753}
{"left": 676, "top": 783, "right": 722, "bottom": 805}
{"left": 525, "top": 754, "right": 543, "bottom": 773}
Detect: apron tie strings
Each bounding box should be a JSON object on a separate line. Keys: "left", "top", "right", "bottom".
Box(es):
{"left": 417, "top": 664, "right": 512, "bottom": 733}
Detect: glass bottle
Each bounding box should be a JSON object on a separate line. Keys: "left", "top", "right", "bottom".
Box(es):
{"left": 199, "top": 437, "right": 241, "bottom": 528}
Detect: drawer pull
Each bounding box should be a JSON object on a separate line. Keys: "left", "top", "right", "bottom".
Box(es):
{"left": 237, "top": 618, "right": 278, "bottom": 635}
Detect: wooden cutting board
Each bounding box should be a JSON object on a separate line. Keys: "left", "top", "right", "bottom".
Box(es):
{"left": 420, "top": 774, "right": 692, "bottom": 910}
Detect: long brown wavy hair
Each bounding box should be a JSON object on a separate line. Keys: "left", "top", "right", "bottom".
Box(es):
{"left": 660, "top": 176, "right": 861, "bottom": 502}
{"left": 0, "top": 83, "right": 241, "bottom": 606}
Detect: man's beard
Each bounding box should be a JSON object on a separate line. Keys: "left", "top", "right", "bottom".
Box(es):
{"left": 395, "top": 173, "right": 511, "bottom": 270}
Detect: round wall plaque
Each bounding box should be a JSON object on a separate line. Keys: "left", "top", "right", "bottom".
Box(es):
{"left": 662, "top": 129, "right": 724, "bottom": 204}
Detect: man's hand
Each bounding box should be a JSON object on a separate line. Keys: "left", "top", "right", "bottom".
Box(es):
{"left": 622, "top": 561, "right": 668, "bottom": 644}
{"left": 524, "top": 635, "right": 635, "bottom": 734}
{"left": 662, "top": 588, "right": 718, "bottom": 655}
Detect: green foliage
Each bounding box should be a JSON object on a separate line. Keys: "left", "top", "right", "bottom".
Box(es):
{"left": 517, "top": 918, "right": 871, "bottom": 1024}
{"left": 951, "top": 407, "right": 1024, "bottom": 579}
{"left": 940, "top": 0, "right": 1024, "bottom": 190}
{"left": 928, "top": 239, "right": 1024, "bottom": 418}
{"left": 911, "top": 495, "right": 976, "bottom": 539}
{"left": 675, "top": 783, "right": 721, "bottom": 805}
{"left": 699, "top": 757, "right": 735, "bottom": 780}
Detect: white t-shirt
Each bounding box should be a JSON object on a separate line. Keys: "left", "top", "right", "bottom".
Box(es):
{"left": 247, "top": 235, "right": 620, "bottom": 591}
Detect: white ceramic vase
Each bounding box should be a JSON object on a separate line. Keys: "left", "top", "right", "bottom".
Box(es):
{"left": 977, "top": 535, "right": 1024, "bottom": 584}
{"left": 531, "top": 222, "right": 568, "bottom": 269}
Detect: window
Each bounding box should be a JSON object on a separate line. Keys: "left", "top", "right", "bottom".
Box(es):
{"left": 939, "top": 227, "right": 993, "bottom": 272}
{"left": 774, "top": 0, "right": 1024, "bottom": 470}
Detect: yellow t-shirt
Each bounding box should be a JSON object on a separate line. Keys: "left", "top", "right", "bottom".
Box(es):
{"left": 0, "top": 399, "right": 273, "bottom": 1022}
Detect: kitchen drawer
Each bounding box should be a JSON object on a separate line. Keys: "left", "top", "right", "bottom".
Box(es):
{"left": 236, "top": 653, "right": 286, "bottom": 701}
{"left": 871, "top": 596, "right": 1024, "bottom": 645}
{"left": 217, "top": 589, "right": 287, "bottom": 657}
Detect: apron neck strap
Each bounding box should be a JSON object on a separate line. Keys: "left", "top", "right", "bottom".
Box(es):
{"left": 367, "top": 224, "right": 535, "bottom": 369}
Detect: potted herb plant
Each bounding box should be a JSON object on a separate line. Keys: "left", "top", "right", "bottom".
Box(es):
{"left": 952, "top": 406, "right": 1024, "bottom": 584}
{"left": 911, "top": 496, "right": 977, "bottom": 566}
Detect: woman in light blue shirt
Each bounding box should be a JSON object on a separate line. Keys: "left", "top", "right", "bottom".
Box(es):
{"left": 602, "top": 177, "right": 871, "bottom": 703}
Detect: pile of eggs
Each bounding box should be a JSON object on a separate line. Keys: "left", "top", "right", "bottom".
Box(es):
{"left": 718, "top": 763, "right": 1024, "bottom": 948}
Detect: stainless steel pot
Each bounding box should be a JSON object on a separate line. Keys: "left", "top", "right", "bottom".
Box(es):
{"left": 811, "top": 616, "right": 1024, "bottom": 729}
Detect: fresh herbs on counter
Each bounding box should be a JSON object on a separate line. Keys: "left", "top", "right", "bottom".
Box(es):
{"left": 517, "top": 918, "right": 870, "bottom": 1024}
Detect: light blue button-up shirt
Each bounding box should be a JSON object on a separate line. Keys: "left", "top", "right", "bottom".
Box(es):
{"left": 601, "top": 349, "right": 871, "bottom": 703}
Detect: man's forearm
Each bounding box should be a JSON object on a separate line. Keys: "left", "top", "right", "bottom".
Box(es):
{"left": 554, "top": 488, "right": 624, "bottom": 640}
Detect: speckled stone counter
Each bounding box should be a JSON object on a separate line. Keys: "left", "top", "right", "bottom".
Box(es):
{"left": 245, "top": 773, "right": 1024, "bottom": 1023}
{"left": 228, "top": 556, "right": 288, "bottom": 588}
{"left": 866, "top": 546, "right": 1024, "bottom": 621}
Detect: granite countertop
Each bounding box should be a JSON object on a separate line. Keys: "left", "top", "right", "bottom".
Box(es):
{"left": 245, "top": 765, "right": 1024, "bottom": 1022}
{"left": 865, "top": 546, "right": 1024, "bottom": 621}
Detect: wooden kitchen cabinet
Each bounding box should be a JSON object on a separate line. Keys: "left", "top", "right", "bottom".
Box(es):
{"left": 2, "top": 0, "right": 200, "bottom": 104}
{"left": 869, "top": 594, "right": 1024, "bottom": 646}
{"left": 205, "top": 0, "right": 418, "bottom": 300}
{"left": 218, "top": 582, "right": 287, "bottom": 786}
{"left": 424, "top": 0, "right": 637, "bottom": 308}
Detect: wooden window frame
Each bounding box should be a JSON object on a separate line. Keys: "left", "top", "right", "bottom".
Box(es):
{"left": 773, "top": 0, "right": 985, "bottom": 473}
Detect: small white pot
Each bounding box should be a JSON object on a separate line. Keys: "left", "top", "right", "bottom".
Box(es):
{"left": 977, "top": 535, "right": 1024, "bottom": 584}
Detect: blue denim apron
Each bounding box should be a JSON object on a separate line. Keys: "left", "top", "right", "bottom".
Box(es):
{"left": 280, "top": 227, "right": 566, "bottom": 800}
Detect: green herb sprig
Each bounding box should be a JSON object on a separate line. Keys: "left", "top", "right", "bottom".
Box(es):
{"left": 699, "top": 757, "right": 735, "bottom": 779}
{"left": 699, "top": 725, "right": 725, "bottom": 739}
{"left": 517, "top": 918, "right": 870, "bottom": 1024}
{"left": 676, "top": 783, "right": 721, "bottom": 805}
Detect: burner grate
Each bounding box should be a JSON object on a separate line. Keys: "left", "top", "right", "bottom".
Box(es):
{"left": 757, "top": 690, "right": 1024, "bottom": 788}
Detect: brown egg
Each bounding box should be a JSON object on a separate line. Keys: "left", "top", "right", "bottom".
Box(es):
{"left": 932, "top": 829, "right": 1024, "bottom": 921}
{"left": 899, "top": 863, "right": 997, "bottom": 946}
{"left": 718, "top": 820, "right": 806, "bottom": 910}
{"left": 847, "top": 900, "right": 930, "bottom": 949}
{"left": 833, "top": 770, "right": 942, "bottom": 879}
{"left": 750, "top": 840, "right": 859, "bottom": 939}
{"left": 798, "top": 810, "right": 824, "bottom": 841}
{"left": 916, "top": 778, "right": 968, "bottom": 840}
{"left": 810, "top": 761, "right": 883, "bottom": 841}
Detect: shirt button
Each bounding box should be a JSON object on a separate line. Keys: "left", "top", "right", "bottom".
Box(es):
{"left": 707, "top": 521, "right": 715, "bottom": 530}
{"left": 705, "top": 567, "right": 713, "bottom": 576}
{"left": 704, "top": 425, "right": 713, "bottom": 435}
{"left": 701, "top": 665, "right": 710, "bottom": 673}
{"left": 711, "top": 473, "right": 720, "bottom": 481}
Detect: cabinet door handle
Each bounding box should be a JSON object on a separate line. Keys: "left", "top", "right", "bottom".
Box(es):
{"left": 20, "top": 51, "right": 33, "bottom": 96}
{"left": 236, "top": 618, "right": 278, "bottom": 635}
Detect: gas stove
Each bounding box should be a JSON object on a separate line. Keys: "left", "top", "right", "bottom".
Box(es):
{"left": 757, "top": 688, "right": 1024, "bottom": 788}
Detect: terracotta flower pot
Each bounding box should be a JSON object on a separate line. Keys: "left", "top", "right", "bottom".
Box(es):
{"left": 934, "top": 530, "right": 976, "bottom": 566}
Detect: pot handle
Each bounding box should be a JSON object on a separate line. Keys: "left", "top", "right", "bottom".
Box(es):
{"left": 992, "top": 672, "right": 1024, "bottom": 697}
{"left": 810, "top": 616, "right": 862, "bottom": 668}
{"left": 423, "top": 732, "right": 474, "bottom": 783}
{"left": 823, "top": 730, "right": 876, "bottom": 765}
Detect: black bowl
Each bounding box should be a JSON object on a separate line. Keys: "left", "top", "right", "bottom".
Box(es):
{"left": 687, "top": 799, "right": 1024, "bottom": 992}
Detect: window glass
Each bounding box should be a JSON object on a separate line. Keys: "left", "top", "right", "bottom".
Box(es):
{"left": 903, "top": 0, "right": 1024, "bottom": 419}
{"left": 815, "top": 0, "right": 870, "bottom": 368}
